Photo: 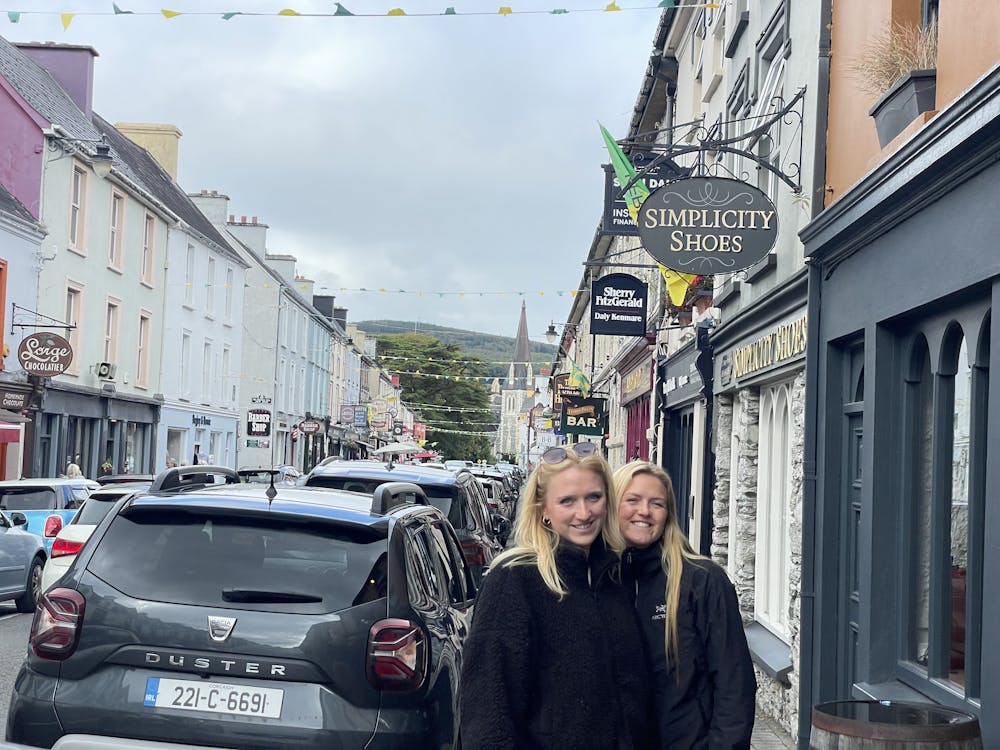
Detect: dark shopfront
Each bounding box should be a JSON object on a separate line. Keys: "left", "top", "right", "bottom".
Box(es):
{"left": 798, "top": 69, "right": 1000, "bottom": 748}
{"left": 31, "top": 382, "right": 159, "bottom": 479}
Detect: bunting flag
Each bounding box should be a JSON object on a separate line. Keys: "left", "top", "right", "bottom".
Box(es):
{"left": 3, "top": 2, "right": 725, "bottom": 27}
{"left": 600, "top": 123, "right": 695, "bottom": 306}
{"left": 565, "top": 354, "right": 591, "bottom": 396}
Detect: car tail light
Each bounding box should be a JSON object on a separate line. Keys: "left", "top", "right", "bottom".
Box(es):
{"left": 30, "top": 588, "right": 86, "bottom": 660}
{"left": 367, "top": 618, "right": 427, "bottom": 692}
{"left": 43, "top": 515, "right": 63, "bottom": 538}
{"left": 486, "top": 500, "right": 499, "bottom": 511}
{"left": 461, "top": 540, "right": 487, "bottom": 567}
{"left": 51, "top": 537, "right": 85, "bottom": 558}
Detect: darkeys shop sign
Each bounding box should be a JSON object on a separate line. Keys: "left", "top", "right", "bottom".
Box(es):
{"left": 637, "top": 177, "right": 779, "bottom": 274}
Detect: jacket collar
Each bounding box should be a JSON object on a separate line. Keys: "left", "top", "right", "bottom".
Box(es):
{"left": 624, "top": 542, "right": 663, "bottom": 578}
{"left": 556, "top": 536, "right": 618, "bottom": 587}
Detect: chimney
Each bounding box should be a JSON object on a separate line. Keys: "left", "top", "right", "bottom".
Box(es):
{"left": 227, "top": 216, "right": 270, "bottom": 254}
{"left": 115, "top": 123, "right": 182, "bottom": 180}
{"left": 189, "top": 190, "right": 231, "bottom": 226}
{"left": 16, "top": 43, "right": 98, "bottom": 117}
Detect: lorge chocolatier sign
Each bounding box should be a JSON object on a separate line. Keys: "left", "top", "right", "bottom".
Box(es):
{"left": 18, "top": 332, "right": 74, "bottom": 377}
{"left": 638, "top": 177, "right": 778, "bottom": 274}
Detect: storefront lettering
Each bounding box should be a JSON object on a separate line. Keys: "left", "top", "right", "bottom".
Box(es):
{"left": 192, "top": 415, "right": 212, "bottom": 427}
{"left": 622, "top": 365, "right": 650, "bottom": 399}
{"left": 732, "top": 314, "right": 808, "bottom": 380}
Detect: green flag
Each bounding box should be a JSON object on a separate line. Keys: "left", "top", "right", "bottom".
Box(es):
{"left": 599, "top": 123, "right": 649, "bottom": 224}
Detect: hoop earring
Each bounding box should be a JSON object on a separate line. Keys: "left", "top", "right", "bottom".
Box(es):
{"left": 542, "top": 518, "right": 552, "bottom": 528}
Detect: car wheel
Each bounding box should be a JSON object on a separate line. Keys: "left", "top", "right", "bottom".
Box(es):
{"left": 14, "top": 557, "right": 43, "bottom": 613}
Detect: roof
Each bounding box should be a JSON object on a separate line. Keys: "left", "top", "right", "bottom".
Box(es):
{"left": 0, "top": 182, "right": 35, "bottom": 224}
{"left": 307, "top": 460, "right": 462, "bottom": 486}
{"left": 129, "top": 484, "right": 398, "bottom": 527}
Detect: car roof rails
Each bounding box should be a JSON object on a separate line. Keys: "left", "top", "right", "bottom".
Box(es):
{"left": 150, "top": 465, "right": 241, "bottom": 493}
{"left": 236, "top": 468, "right": 278, "bottom": 482}
{"left": 370, "top": 481, "right": 428, "bottom": 515}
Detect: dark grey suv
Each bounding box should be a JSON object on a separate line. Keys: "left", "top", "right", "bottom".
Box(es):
{"left": 7, "top": 466, "right": 475, "bottom": 749}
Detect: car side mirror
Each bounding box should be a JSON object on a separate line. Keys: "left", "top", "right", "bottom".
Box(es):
{"left": 9, "top": 512, "right": 27, "bottom": 527}
{"left": 491, "top": 514, "right": 511, "bottom": 544}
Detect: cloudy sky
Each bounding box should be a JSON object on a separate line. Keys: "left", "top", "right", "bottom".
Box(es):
{"left": 10, "top": 1, "right": 662, "bottom": 341}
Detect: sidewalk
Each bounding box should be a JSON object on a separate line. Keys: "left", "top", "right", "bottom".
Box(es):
{"left": 750, "top": 708, "right": 796, "bottom": 750}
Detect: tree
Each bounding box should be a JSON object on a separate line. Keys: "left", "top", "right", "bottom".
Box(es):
{"left": 376, "top": 334, "right": 495, "bottom": 461}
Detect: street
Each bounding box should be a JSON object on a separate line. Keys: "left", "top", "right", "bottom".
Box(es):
{"left": 0, "top": 604, "right": 31, "bottom": 734}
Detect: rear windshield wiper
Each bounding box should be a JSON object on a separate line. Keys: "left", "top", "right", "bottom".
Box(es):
{"left": 221, "top": 588, "right": 323, "bottom": 603}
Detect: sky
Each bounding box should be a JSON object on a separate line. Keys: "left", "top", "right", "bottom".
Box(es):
{"left": 8, "top": 1, "right": 663, "bottom": 342}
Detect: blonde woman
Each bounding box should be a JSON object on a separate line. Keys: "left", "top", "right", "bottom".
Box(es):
{"left": 460, "top": 443, "right": 654, "bottom": 749}
{"left": 613, "top": 461, "right": 756, "bottom": 749}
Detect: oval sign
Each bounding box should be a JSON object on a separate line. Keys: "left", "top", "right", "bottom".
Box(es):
{"left": 300, "top": 419, "right": 321, "bottom": 435}
{"left": 637, "top": 177, "right": 779, "bottom": 274}
{"left": 17, "top": 331, "right": 74, "bottom": 377}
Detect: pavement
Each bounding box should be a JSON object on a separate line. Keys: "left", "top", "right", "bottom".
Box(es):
{"left": 751, "top": 707, "right": 796, "bottom": 750}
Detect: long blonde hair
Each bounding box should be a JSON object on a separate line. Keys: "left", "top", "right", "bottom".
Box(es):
{"left": 612, "top": 461, "right": 705, "bottom": 667}
{"left": 494, "top": 449, "right": 624, "bottom": 598}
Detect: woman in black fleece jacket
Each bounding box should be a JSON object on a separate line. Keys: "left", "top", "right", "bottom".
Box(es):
{"left": 459, "top": 443, "right": 655, "bottom": 749}
{"left": 614, "top": 461, "right": 757, "bottom": 750}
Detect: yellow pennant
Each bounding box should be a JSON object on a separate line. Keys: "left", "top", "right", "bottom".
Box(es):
{"left": 387, "top": 8, "right": 406, "bottom": 15}
{"left": 161, "top": 9, "right": 182, "bottom": 18}
{"left": 60, "top": 12, "right": 74, "bottom": 29}
{"left": 498, "top": 6, "right": 513, "bottom": 14}
{"left": 661, "top": 266, "right": 696, "bottom": 307}
{"left": 277, "top": 8, "right": 301, "bottom": 15}
{"left": 604, "top": 2, "right": 621, "bottom": 10}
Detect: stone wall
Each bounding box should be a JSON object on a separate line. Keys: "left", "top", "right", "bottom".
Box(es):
{"left": 711, "top": 394, "right": 734, "bottom": 569}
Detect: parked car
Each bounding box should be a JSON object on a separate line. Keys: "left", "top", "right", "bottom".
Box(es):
{"left": 303, "top": 460, "right": 508, "bottom": 585}
{"left": 7, "top": 465, "right": 475, "bottom": 749}
{"left": 467, "top": 466, "right": 516, "bottom": 518}
{"left": 0, "top": 510, "right": 45, "bottom": 613}
{"left": 40, "top": 481, "right": 152, "bottom": 593}
{"left": 237, "top": 466, "right": 301, "bottom": 486}
{"left": 0, "top": 479, "right": 99, "bottom": 553}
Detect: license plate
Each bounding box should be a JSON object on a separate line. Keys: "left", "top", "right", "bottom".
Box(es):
{"left": 143, "top": 677, "right": 283, "bottom": 718}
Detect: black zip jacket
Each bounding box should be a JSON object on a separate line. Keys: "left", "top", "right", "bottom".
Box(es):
{"left": 623, "top": 545, "right": 757, "bottom": 750}
{"left": 460, "top": 538, "right": 655, "bottom": 750}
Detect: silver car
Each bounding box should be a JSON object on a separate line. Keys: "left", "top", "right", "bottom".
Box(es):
{"left": 0, "top": 509, "right": 46, "bottom": 612}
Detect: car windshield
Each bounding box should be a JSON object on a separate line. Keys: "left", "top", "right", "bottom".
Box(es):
{"left": 88, "top": 510, "right": 388, "bottom": 614}
{"left": 0, "top": 486, "right": 59, "bottom": 511}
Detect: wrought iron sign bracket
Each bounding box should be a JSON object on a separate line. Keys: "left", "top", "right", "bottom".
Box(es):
{"left": 9, "top": 303, "right": 76, "bottom": 335}
{"left": 619, "top": 86, "right": 806, "bottom": 197}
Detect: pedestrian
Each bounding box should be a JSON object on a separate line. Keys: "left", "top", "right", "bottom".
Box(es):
{"left": 65, "top": 463, "right": 83, "bottom": 479}
{"left": 613, "top": 461, "right": 757, "bottom": 750}
{"left": 460, "top": 442, "right": 654, "bottom": 749}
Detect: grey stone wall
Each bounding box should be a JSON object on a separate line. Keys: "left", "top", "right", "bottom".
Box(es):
{"left": 712, "top": 394, "right": 734, "bottom": 570}
{"left": 733, "top": 387, "right": 759, "bottom": 621}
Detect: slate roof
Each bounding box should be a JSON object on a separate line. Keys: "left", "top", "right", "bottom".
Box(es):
{"left": 0, "top": 182, "right": 36, "bottom": 225}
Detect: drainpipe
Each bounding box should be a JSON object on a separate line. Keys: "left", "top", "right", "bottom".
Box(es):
{"left": 798, "top": 0, "right": 833, "bottom": 747}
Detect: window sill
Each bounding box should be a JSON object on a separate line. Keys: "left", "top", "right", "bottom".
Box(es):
{"left": 745, "top": 622, "right": 792, "bottom": 685}
{"left": 853, "top": 680, "right": 931, "bottom": 703}
{"left": 67, "top": 245, "right": 87, "bottom": 258}
{"left": 141, "top": 280, "right": 154, "bottom": 290}
{"left": 107, "top": 264, "right": 123, "bottom": 275}
{"left": 205, "top": 313, "right": 215, "bottom": 323}
{"left": 182, "top": 303, "right": 195, "bottom": 311}
{"left": 714, "top": 279, "right": 741, "bottom": 305}
{"left": 743, "top": 252, "right": 777, "bottom": 283}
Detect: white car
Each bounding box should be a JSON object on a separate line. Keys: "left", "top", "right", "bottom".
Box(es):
{"left": 40, "top": 482, "right": 150, "bottom": 592}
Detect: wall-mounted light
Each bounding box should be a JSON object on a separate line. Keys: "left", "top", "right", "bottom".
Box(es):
{"left": 91, "top": 140, "right": 114, "bottom": 180}
{"left": 46, "top": 127, "right": 115, "bottom": 180}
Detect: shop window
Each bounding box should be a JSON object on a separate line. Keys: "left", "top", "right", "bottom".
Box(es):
{"left": 898, "top": 311, "right": 988, "bottom": 705}
{"left": 755, "top": 380, "right": 792, "bottom": 640}
{"left": 166, "top": 428, "right": 185, "bottom": 469}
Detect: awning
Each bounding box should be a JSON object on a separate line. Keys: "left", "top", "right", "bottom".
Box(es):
{"left": 0, "top": 424, "right": 22, "bottom": 443}
{"left": 0, "top": 408, "right": 29, "bottom": 424}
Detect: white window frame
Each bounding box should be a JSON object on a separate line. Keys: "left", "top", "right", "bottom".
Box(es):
{"left": 108, "top": 191, "right": 125, "bottom": 270}
{"left": 184, "top": 244, "right": 195, "bottom": 307}
{"left": 64, "top": 282, "right": 84, "bottom": 376}
{"left": 202, "top": 339, "right": 213, "bottom": 405}
{"left": 136, "top": 311, "right": 151, "bottom": 388}
{"left": 754, "top": 380, "right": 793, "bottom": 640}
{"left": 103, "top": 297, "right": 121, "bottom": 364}
{"left": 69, "top": 164, "right": 88, "bottom": 254}
{"left": 206, "top": 257, "right": 216, "bottom": 317}
{"left": 221, "top": 345, "right": 231, "bottom": 406}
{"left": 180, "top": 331, "right": 191, "bottom": 401}
{"left": 141, "top": 213, "right": 155, "bottom": 286}
{"left": 224, "top": 267, "right": 234, "bottom": 322}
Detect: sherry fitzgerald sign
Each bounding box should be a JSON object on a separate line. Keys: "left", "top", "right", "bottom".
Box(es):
{"left": 637, "top": 177, "right": 778, "bottom": 274}
{"left": 591, "top": 273, "right": 647, "bottom": 337}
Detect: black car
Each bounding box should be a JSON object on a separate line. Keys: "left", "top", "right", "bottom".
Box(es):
{"left": 7, "top": 465, "right": 475, "bottom": 749}
{"left": 304, "top": 460, "right": 509, "bottom": 585}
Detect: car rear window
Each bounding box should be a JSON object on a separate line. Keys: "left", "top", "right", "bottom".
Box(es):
{"left": 88, "top": 511, "right": 388, "bottom": 613}
{"left": 74, "top": 492, "right": 131, "bottom": 525}
{"left": 0, "top": 487, "right": 59, "bottom": 511}
{"left": 307, "top": 476, "right": 465, "bottom": 528}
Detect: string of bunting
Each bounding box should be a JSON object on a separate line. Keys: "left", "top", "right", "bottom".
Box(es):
{"left": 424, "top": 426, "right": 497, "bottom": 436}
{"left": 380, "top": 355, "right": 548, "bottom": 366}
{"left": 6, "top": 2, "right": 720, "bottom": 29}
{"left": 334, "top": 287, "right": 589, "bottom": 297}
{"left": 402, "top": 401, "right": 495, "bottom": 412}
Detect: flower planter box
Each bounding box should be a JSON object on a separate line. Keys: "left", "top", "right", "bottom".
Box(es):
{"left": 869, "top": 68, "right": 937, "bottom": 148}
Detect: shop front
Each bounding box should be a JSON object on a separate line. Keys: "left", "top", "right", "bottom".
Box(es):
{"left": 159, "top": 407, "right": 237, "bottom": 471}
{"left": 620, "top": 352, "right": 653, "bottom": 463}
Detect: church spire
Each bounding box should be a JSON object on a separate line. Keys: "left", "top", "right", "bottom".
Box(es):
{"left": 506, "top": 301, "right": 533, "bottom": 391}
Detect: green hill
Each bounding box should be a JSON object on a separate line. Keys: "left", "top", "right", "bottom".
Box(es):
{"left": 355, "top": 320, "right": 557, "bottom": 378}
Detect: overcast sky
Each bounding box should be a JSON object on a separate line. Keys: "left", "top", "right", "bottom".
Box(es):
{"left": 11, "top": 2, "right": 661, "bottom": 342}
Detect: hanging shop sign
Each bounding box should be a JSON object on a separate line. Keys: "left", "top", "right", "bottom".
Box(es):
{"left": 300, "top": 419, "right": 321, "bottom": 435}
{"left": 339, "top": 404, "right": 355, "bottom": 424}
{"left": 718, "top": 312, "right": 808, "bottom": 389}
{"left": 17, "top": 332, "right": 74, "bottom": 377}
{"left": 413, "top": 423, "right": 426, "bottom": 441}
{"left": 561, "top": 395, "right": 607, "bottom": 436}
{"left": 353, "top": 405, "right": 369, "bottom": 429}
{"left": 246, "top": 409, "right": 272, "bottom": 437}
{"left": 552, "top": 373, "right": 583, "bottom": 413}
{"left": 590, "top": 273, "right": 648, "bottom": 337}
{"left": 0, "top": 388, "right": 29, "bottom": 410}
{"left": 637, "top": 177, "right": 778, "bottom": 274}
{"left": 601, "top": 152, "right": 689, "bottom": 237}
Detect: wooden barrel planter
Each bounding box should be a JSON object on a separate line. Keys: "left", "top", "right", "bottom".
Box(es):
{"left": 810, "top": 700, "right": 981, "bottom": 749}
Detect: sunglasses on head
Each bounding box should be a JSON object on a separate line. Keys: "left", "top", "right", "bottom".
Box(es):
{"left": 540, "top": 442, "right": 599, "bottom": 464}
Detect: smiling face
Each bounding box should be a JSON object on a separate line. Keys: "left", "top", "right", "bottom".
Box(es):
{"left": 618, "top": 472, "right": 669, "bottom": 549}
{"left": 542, "top": 465, "right": 607, "bottom": 552}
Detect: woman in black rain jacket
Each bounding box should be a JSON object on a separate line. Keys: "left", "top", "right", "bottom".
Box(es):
{"left": 614, "top": 461, "right": 757, "bottom": 750}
